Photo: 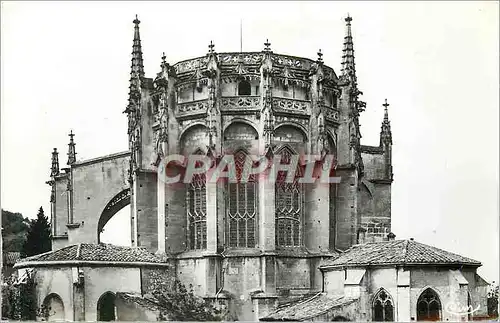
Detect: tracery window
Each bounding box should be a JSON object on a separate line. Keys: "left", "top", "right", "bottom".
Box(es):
{"left": 373, "top": 289, "right": 394, "bottom": 322}
{"left": 187, "top": 152, "right": 207, "bottom": 250}
{"left": 275, "top": 147, "right": 304, "bottom": 247}
{"left": 226, "top": 151, "right": 257, "bottom": 248}
{"left": 417, "top": 288, "right": 441, "bottom": 321}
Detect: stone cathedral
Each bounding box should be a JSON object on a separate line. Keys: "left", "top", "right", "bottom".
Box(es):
{"left": 14, "top": 15, "right": 489, "bottom": 322}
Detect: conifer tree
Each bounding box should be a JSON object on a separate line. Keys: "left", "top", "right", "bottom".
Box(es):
{"left": 22, "top": 207, "right": 51, "bottom": 257}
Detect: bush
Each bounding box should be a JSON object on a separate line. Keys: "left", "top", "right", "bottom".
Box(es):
{"left": 150, "top": 279, "right": 225, "bottom": 321}
{"left": 1, "top": 271, "right": 37, "bottom": 320}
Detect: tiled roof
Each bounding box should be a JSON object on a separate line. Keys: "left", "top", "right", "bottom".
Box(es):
{"left": 261, "top": 293, "right": 357, "bottom": 321}
{"left": 14, "top": 243, "right": 168, "bottom": 268}
{"left": 3, "top": 252, "right": 21, "bottom": 265}
{"left": 321, "top": 239, "right": 481, "bottom": 268}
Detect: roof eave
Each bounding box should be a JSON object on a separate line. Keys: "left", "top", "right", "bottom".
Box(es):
{"left": 319, "top": 262, "right": 482, "bottom": 271}
{"left": 14, "top": 260, "right": 170, "bottom": 269}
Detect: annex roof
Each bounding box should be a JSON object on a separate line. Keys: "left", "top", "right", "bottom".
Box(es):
{"left": 320, "top": 239, "right": 481, "bottom": 269}
{"left": 13, "top": 243, "right": 169, "bottom": 269}
{"left": 261, "top": 293, "right": 357, "bottom": 321}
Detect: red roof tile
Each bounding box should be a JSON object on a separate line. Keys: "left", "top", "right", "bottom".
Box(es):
{"left": 321, "top": 239, "right": 481, "bottom": 268}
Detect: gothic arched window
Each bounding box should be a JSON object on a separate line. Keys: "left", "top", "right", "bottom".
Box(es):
{"left": 373, "top": 289, "right": 394, "bottom": 322}
{"left": 417, "top": 288, "right": 441, "bottom": 321}
{"left": 187, "top": 150, "right": 207, "bottom": 250}
{"left": 275, "top": 147, "right": 304, "bottom": 247}
{"left": 226, "top": 150, "right": 257, "bottom": 248}
{"left": 238, "top": 80, "right": 251, "bottom": 96}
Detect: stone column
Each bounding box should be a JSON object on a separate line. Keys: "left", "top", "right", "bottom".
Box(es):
{"left": 304, "top": 179, "right": 330, "bottom": 253}
{"left": 131, "top": 175, "right": 138, "bottom": 247}
{"left": 206, "top": 180, "right": 218, "bottom": 254}
{"left": 157, "top": 176, "right": 166, "bottom": 254}
{"left": 204, "top": 179, "right": 219, "bottom": 296}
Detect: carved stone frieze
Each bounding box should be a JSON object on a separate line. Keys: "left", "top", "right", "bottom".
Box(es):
{"left": 272, "top": 98, "right": 309, "bottom": 115}
{"left": 172, "top": 52, "right": 337, "bottom": 83}
{"left": 219, "top": 53, "right": 263, "bottom": 65}
{"left": 220, "top": 96, "right": 261, "bottom": 111}
{"left": 174, "top": 57, "right": 208, "bottom": 75}
{"left": 176, "top": 100, "right": 208, "bottom": 117}
{"left": 274, "top": 114, "right": 309, "bottom": 129}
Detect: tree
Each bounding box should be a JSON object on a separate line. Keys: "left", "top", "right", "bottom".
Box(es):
{"left": 1, "top": 209, "right": 30, "bottom": 252}
{"left": 22, "top": 207, "right": 51, "bottom": 257}
{"left": 150, "top": 277, "right": 225, "bottom": 321}
{"left": 488, "top": 282, "right": 499, "bottom": 319}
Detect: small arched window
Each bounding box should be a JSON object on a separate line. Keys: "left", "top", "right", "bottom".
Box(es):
{"left": 238, "top": 80, "right": 251, "bottom": 96}
{"left": 373, "top": 289, "right": 395, "bottom": 321}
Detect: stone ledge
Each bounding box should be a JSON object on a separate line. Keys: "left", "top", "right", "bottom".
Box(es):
{"left": 66, "top": 223, "right": 81, "bottom": 229}
{"left": 52, "top": 235, "right": 68, "bottom": 240}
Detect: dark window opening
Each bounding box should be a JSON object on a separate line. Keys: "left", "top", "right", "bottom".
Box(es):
{"left": 373, "top": 289, "right": 395, "bottom": 321}
{"left": 417, "top": 288, "right": 441, "bottom": 321}
{"left": 238, "top": 80, "right": 251, "bottom": 96}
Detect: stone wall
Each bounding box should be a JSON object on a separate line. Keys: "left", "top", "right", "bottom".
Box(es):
{"left": 135, "top": 171, "right": 158, "bottom": 251}
{"left": 53, "top": 152, "right": 130, "bottom": 248}
{"left": 33, "top": 267, "right": 74, "bottom": 321}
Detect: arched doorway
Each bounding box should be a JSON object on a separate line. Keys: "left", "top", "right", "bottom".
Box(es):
{"left": 97, "top": 292, "right": 116, "bottom": 321}
{"left": 417, "top": 288, "right": 442, "bottom": 321}
{"left": 331, "top": 316, "right": 349, "bottom": 321}
{"left": 41, "top": 293, "right": 65, "bottom": 321}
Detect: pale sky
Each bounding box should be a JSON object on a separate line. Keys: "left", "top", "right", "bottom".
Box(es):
{"left": 1, "top": 1, "right": 498, "bottom": 282}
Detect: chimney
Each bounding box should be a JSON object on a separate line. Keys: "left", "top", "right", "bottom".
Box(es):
{"left": 387, "top": 232, "right": 396, "bottom": 241}
{"left": 357, "top": 227, "right": 367, "bottom": 244}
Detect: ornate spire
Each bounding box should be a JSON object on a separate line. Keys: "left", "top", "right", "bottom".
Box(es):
{"left": 50, "top": 148, "right": 60, "bottom": 177}
{"left": 380, "top": 99, "right": 392, "bottom": 145}
{"left": 341, "top": 14, "right": 356, "bottom": 82}
{"left": 125, "top": 15, "right": 144, "bottom": 114}
{"left": 67, "top": 130, "right": 76, "bottom": 165}
{"left": 132, "top": 15, "right": 145, "bottom": 78}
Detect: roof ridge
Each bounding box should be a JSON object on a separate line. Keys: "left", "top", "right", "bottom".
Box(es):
{"left": 76, "top": 243, "right": 82, "bottom": 259}
{"left": 402, "top": 239, "right": 410, "bottom": 264}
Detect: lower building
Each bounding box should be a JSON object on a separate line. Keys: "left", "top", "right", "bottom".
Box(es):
{"left": 262, "top": 238, "right": 490, "bottom": 321}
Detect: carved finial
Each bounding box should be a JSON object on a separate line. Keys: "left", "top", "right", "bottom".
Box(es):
{"left": 133, "top": 14, "right": 140, "bottom": 25}
{"left": 51, "top": 148, "right": 60, "bottom": 177}
{"left": 383, "top": 98, "right": 389, "bottom": 116}
{"left": 345, "top": 13, "right": 352, "bottom": 24}
{"left": 208, "top": 40, "right": 215, "bottom": 54}
{"left": 264, "top": 39, "right": 272, "bottom": 52}
{"left": 317, "top": 49, "right": 323, "bottom": 63}
{"left": 380, "top": 99, "right": 392, "bottom": 145}
{"left": 67, "top": 130, "right": 77, "bottom": 165}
